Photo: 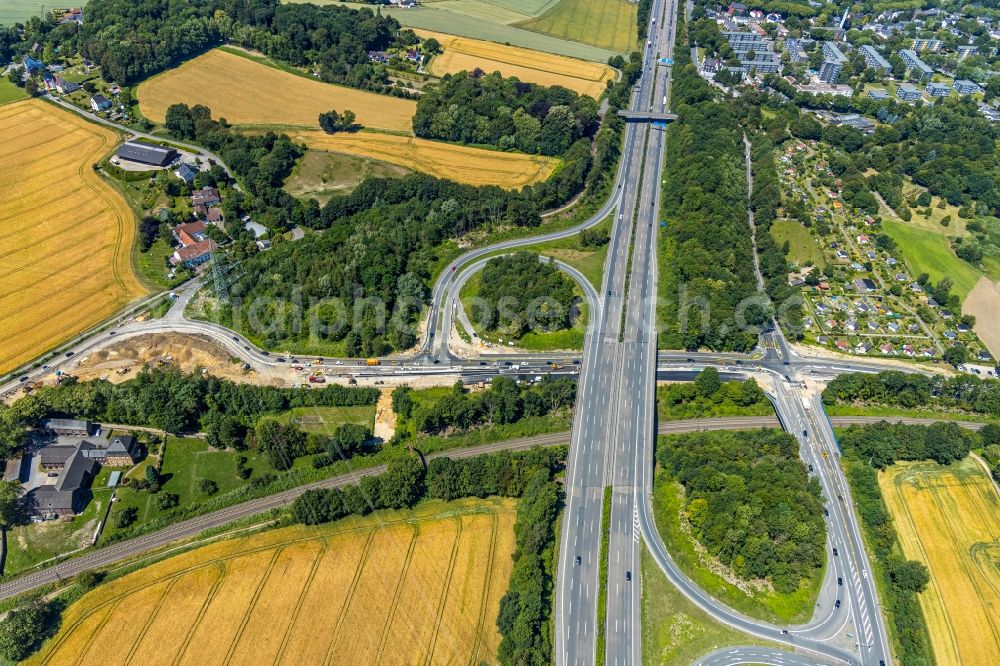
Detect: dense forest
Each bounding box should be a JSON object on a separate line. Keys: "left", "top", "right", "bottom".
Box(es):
{"left": 476, "top": 253, "right": 577, "bottom": 337}
{"left": 657, "top": 429, "right": 826, "bottom": 593}
{"left": 26, "top": 0, "right": 408, "bottom": 91}
{"left": 392, "top": 377, "right": 576, "bottom": 436}
{"left": 659, "top": 14, "right": 759, "bottom": 352}
{"left": 838, "top": 420, "right": 974, "bottom": 468}
{"left": 290, "top": 446, "right": 564, "bottom": 666}
{"left": 823, "top": 370, "right": 1000, "bottom": 417}
{"left": 413, "top": 71, "right": 600, "bottom": 156}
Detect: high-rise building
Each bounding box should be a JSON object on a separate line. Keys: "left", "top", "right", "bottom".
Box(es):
{"left": 818, "top": 42, "right": 847, "bottom": 84}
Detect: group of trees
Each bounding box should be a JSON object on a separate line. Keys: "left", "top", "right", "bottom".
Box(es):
{"left": 249, "top": 419, "right": 373, "bottom": 471}
{"left": 0, "top": 367, "right": 377, "bottom": 442}
{"left": 318, "top": 109, "right": 359, "bottom": 134}
{"left": 0, "top": 600, "right": 57, "bottom": 663}
{"left": 476, "top": 253, "right": 577, "bottom": 338}
{"left": 393, "top": 377, "right": 576, "bottom": 436}
{"left": 838, "top": 420, "right": 975, "bottom": 469}
{"left": 412, "top": 71, "right": 600, "bottom": 157}
{"left": 657, "top": 429, "right": 826, "bottom": 593}
{"left": 31, "top": 0, "right": 411, "bottom": 94}
{"left": 660, "top": 16, "right": 760, "bottom": 352}
{"left": 823, "top": 370, "right": 1000, "bottom": 417}
{"left": 658, "top": 369, "right": 770, "bottom": 419}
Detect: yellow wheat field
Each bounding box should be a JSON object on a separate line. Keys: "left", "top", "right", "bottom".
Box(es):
{"left": 0, "top": 100, "right": 145, "bottom": 375}
{"left": 137, "top": 49, "right": 416, "bottom": 132}
{"left": 418, "top": 29, "right": 616, "bottom": 98}
{"left": 27, "top": 499, "right": 516, "bottom": 666}
{"left": 879, "top": 457, "right": 1000, "bottom": 666}
{"left": 294, "top": 129, "right": 559, "bottom": 189}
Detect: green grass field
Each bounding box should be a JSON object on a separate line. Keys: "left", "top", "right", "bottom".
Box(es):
{"left": 642, "top": 547, "right": 775, "bottom": 664}
{"left": 0, "top": 77, "right": 28, "bottom": 105}
{"left": 290, "top": 0, "right": 621, "bottom": 62}
{"left": 650, "top": 471, "right": 824, "bottom": 624}
{"left": 770, "top": 218, "right": 822, "bottom": 267}
{"left": 517, "top": 0, "right": 637, "bottom": 53}
{"left": 266, "top": 405, "right": 376, "bottom": 435}
{"left": 284, "top": 150, "right": 412, "bottom": 204}
{"left": 882, "top": 219, "right": 982, "bottom": 299}
{"left": 0, "top": 1, "right": 83, "bottom": 25}
{"left": 103, "top": 437, "right": 270, "bottom": 541}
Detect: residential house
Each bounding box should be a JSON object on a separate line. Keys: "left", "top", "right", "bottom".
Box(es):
{"left": 702, "top": 58, "right": 722, "bottom": 74}
{"left": 909, "top": 282, "right": 923, "bottom": 292}
{"left": 191, "top": 186, "right": 221, "bottom": 207}
{"left": 855, "top": 342, "right": 872, "bottom": 354}
{"left": 22, "top": 56, "right": 45, "bottom": 74}
{"left": 912, "top": 38, "right": 942, "bottom": 52}
{"left": 899, "top": 49, "right": 934, "bottom": 80}
{"left": 957, "top": 45, "right": 977, "bottom": 60}
{"left": 729, "top": 2, "right": 748, "bottom": 16}
{"left": 957, "top": 323, "right": 970, "bottom": 333}
{"left": 925, "top": 82, "right": 951, "bottom": 97}
{"left": 175, "top": 163, "right": 197, "bottom": 184}
{"left": 819, "top": 42, "right": 848, "bottom": 84}
{"left": 836, "top": 339, "right": 849, "bottom": 350}
{"left": 54, "top": 76, "right": 80, "bottom": 94}
{"left": 897, "top": 83, "right": 922, "bottom": 101}
{"left": 90, "top": 94, "right": 111, "bottom": 112}
{"left": 867, "top": 88, "right": 890, "bottom": 100}
{"left": 953, "top": 79, "right": 980, "bottom": 94}
{"left": 857, "top": 234, "right": 870, "bottom": 244}
{"left": 116, "top": 141, "right": 177, "bottom": 167}
{"left": 784, "top": 38, "right": 808, "bottom": 63}
{"left": 171, "top": 220, "right": 217, "bottom": 267}
{"left": 880, "top": 343, "right": 895, "bottom": 355}
{"left": 902, "top": 345, "right": 915, "bottom": 356}
{"left": 206, "top": 207, "right": 224, "bottom": 224}
{"left": 977, "top": 350, "right": 992, "bottom": 361}
{"left": 855, "top": 277, "right": 877, "bottom": 293}
{"left": 943, "top": 330, "right": 957, "bottom": 340}
{"left": 887, "top": 322, "right": 900, "bottom": 333}
{"left": 858, "top": 45, "right": 891, "bottom": 74}
{"left": 977, "top": 102, "right": 1000, "bottom": 122}
{"left": 940, "top": 308, "right": 953, "bottom": 318}
{"left": 367, "top": 50, "right": 389, "bottom": 63}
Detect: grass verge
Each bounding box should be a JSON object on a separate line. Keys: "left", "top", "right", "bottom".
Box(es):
{"left": 596, "top": 485, "right": 612, "bottom": 665}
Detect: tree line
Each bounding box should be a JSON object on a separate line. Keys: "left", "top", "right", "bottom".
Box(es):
{"left": 392, "top": 377, "right": 576, "bottom": 437}
{"left": 839, "top": 423, "right": 946, "bottom": 665}
{"left": 823, "top": 370, "right": 1000, "bottom": 417}
{"left": 657, "top": 429, "right": 826, "bottom": 593}
{"left": 0, "top": 367, "right": 378, "bottom": 459}
{"left": 477, "top": 253, "right": 577, "bottom": 338}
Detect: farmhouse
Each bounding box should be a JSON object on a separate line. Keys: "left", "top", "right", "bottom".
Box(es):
{"left": 90, "top": 94, "right": 112, "bottom": 112}
{"left": 171, "top": 220, "right": 217, "bottom": 267}
{"left": 32, "top": 434, "right": 140, "bottom": 517}
{"left": 30, "top": 452, "right": 97, "bottom": 517}
{"left": 41, "top": 418, "right": 94, "bottom": 437}
{"left": 191, "top": 186, "right": 221, "bottom": 207}
{"left": 116, "top": 141, "right": 177, "bottom": 167}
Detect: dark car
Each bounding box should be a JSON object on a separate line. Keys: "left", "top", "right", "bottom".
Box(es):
{"left": 802, "top": 429, "right": 808, "bottom": 437}
{"left": 837, "top": 577, "right": 843, "bottom": 586}
{"left": 575, "top": 555, "right": 582, "bottom": 566}
{"left": 276, "top": 357, "right": 286, "bottom": 363}
{"left": 808, "top": 464, "right": 814, "bottom": 472}
{"left": 833, "top": 547, "right": 839, "bottom": 556}
{"left": 109, "top": 331, "right": 116, "bottom": 336}
{"left": 232, "top": 336, "right": 239, "bottom": 342}
{"left": 824, "top": 508, "right": 829, "bottom": 517}
{"left": 261, "top": 351, "right": 269, "bottom": 356}
{"left": 834, "top": 599, "right": 841, "bottom": 609}
{"left": 18, "top": 376, "right": 28, "bottom": 382}
{"left": 838, "top": 494, "right": 844, "bottom": 501}
{"left": 65, "top": 351, "right": 74, "bottom": 357}
{"left": 625, "top": 571, "right": 631, "bottom": 581}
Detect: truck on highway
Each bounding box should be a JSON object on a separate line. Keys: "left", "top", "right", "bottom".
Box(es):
{"left": 366, "top": 358, "right": 380, "bottom": 366}
{"left": 661, "top": 95, "right": 667, "bottom": 108}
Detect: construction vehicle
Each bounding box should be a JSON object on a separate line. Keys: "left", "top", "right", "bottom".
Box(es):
{"left": 366, "top": 358, "right": 380, "bottom": 366}
{"left": 308, "top": 375, "right": 326, "bottom": 384}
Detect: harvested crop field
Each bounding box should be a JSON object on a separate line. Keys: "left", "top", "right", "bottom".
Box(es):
{"left": 962, "top": 276, "right": 1000, "bottom": 360}
{"left": 294, "top": 130, "right": 559, "bottom": 188}
{"left": 137, "top": 49, "right": 415, "bottom": 132}
{"left": 419, "top": 29, "right": 615, "bottom": 98}
{"left": 879, "top": 457, "right": 1000, "bottom": 666}
{"left": 0, "top": 100, "right": 145, "bottom": 375}
{"left": 27, "top": 499, "right": 516, "bottom": 666}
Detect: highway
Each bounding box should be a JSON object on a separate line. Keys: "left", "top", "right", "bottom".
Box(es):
{"left": 554, "top": 0, "right": 679, "bottom": 662}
